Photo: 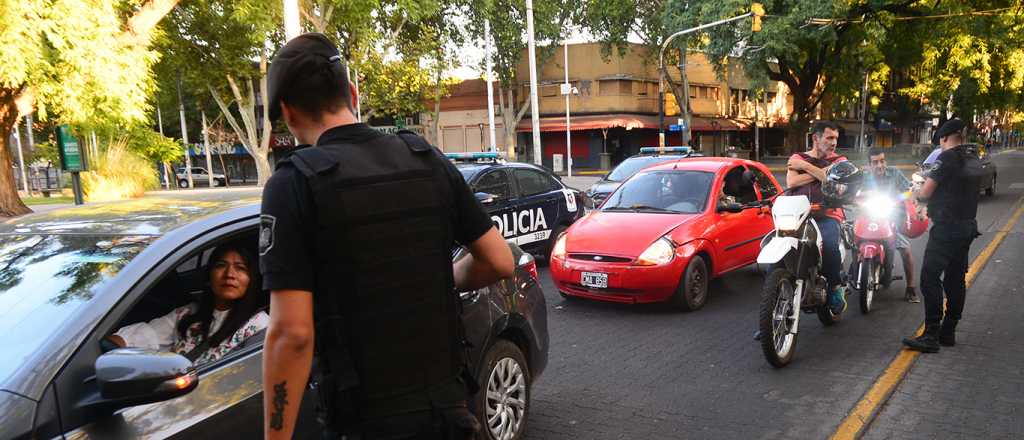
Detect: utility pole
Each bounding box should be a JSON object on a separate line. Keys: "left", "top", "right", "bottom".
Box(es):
{"left": 754, "top": 91, "right": 760, "bottom": 161}
{"left": 13, "top": 125, "right": 29, "bottom": 196}
{"left": 24, "top": 115, "right": 36, "bottom": 194}
{"left": 157, "top": 106, "right": 170, "bottom": 189}
{"left": 525, "top": 0, "right": 543, "bottom": 165}
{"left": 563, "top": 39, "right": 572, "bottom": 177}
{"left": 283, "top": 0, "right": 300, "bottom": 40}
{"left": 485, "top": 20, "right": 497, "bottom": 153}
{"left": 177, "top": 71, "right": 194, "bottom": 189}
{"left": 202, "top": 110, "right": 214, "bottom": 188}
{"left": 857, "top": 70, "right": 869, "bottom": 153}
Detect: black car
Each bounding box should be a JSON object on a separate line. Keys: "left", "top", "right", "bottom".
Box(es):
{"left": 449, "top": 152, "right": 588, "bottom": 258}
{"left": 585, "top": 146, "right": 701, "bottom": 206}
{"left": 920, "top": 144, "right": 998, "bottom": 196}
{"left": 0, "top": 191, "right": 548, "bottom": 440}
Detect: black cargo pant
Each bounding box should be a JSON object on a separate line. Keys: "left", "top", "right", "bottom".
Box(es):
{"left": 920, "top": 219, "right": 978, "bottom": 326}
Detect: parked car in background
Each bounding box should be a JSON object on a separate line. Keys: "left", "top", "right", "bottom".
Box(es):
{"left": 0, "top": 192, "right": 548, "bottom": 440}
{"left": 175, "top": 167, "right": 227, "bottom": 188}
{"left": 586, "top": 147, "right": 701, "bottom": 207}
{"left": 919, "top": 144, "right": 997, "bottom": 196}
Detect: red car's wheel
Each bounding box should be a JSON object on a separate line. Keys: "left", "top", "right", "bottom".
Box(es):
{"left": 671, "top": 255, "right": 708, "bottom": 312}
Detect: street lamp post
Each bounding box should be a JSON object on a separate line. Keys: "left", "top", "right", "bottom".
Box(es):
{"left": 658, "top": 11, "right": 757, "bottom": 147}
{"left": 525, "top": 0, "right": 543, "bottom": 165}
{"left": 563, "top": 39, "right": 573, "bottom": 177}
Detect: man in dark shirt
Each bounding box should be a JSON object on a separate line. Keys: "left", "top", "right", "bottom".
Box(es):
{"left": 860, "top": 147, "right": 919, "bottom": 302}
{"left": 902, "top": 119, "right": 980, "bottom": 353}
{"left": 259, "top": 33, "right": 514, "bottom": 439}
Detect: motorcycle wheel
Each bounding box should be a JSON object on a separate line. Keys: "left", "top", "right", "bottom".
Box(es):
{"left": 858, "top": 261, "right": 878, "bottom": 314}
{"left": 759, "top": 268, "right": 798, "bottom": 368}
{"left": 816, "top": 284, "right": 842, "bottom": 326}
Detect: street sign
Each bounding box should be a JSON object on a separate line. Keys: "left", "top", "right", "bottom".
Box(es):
{"left": 669, "top": 124, "right": 681, "bottom": 132}
{"left": 56, "top": 125, "right": 86, "bottom": 172}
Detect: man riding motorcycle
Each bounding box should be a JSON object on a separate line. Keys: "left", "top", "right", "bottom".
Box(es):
{"left": 858, "top": 147, "right": 921, "bottom": 303}
{"left": 786, "top": 121, "right": 849, "bottom": 314}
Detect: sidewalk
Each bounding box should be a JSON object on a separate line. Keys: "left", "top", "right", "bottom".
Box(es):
{"left": 862, "top": 207, "right": 1024, "bottom": 439}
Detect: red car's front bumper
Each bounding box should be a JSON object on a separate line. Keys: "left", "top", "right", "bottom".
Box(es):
{"left": 549, "top": 255, "right": 687, "bottom": 303}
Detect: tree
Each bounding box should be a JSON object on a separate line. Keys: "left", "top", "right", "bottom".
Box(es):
{"left": 460, "top": 0, "right": 575, "bottom": 160}
{"left": 0, "top": 0, "right": 177, "bottom": 216}
{"left": 663, "top": 0, "right": 926, "bottom": 152}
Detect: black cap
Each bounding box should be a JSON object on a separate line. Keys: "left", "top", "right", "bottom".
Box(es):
{"left": 934, "top": 118, "right": 967, "bottom": 140}
{"left": 266, "top": 33, "right": 345, "bottom": 122}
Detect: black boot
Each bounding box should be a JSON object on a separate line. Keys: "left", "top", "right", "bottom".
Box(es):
{"left": 939, "top": 319, "right": 958, "bottom": 346}
{"left": 902, "top": 323, "right": 941, "bottom": 353}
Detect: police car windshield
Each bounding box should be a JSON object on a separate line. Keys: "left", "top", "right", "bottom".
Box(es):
{"left": 0, "top": 234, "right": 152, "bottom": 383}
{"left": 607, "top": 156, "right": 680, "bottom": 182}
{"left": 603, "top": 170, "right": 713, "bottom": 214}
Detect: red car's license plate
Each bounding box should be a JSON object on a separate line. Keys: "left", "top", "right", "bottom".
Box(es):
{"left": 581, "top": 272, "right": 608, "bottom": 289}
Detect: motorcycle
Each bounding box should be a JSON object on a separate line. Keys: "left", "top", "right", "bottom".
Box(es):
{"left": 756, "top": 194, "right": 850, "bottom": 368}
{"left": 848, "top": 190, "right": 906, "bottom": 314}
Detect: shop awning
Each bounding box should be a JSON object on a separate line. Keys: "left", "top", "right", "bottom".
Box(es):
{"left": 516, "top": 114, "right": 749, "bottom": 132}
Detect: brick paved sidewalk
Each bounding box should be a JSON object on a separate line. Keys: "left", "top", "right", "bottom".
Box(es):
{"left": 863, "top": 220, "right": 1024, "bottom": 440}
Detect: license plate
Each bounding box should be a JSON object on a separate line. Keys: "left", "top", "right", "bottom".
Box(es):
{"left": 581, "top": 272, "right": 608, "bottom": 289}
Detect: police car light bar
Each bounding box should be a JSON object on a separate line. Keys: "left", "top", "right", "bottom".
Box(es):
{"left": 445, "top": 152, "right": 504, "bottom": 162}
{"left": 639, "top": 146, "right": 692, "bottom": 155}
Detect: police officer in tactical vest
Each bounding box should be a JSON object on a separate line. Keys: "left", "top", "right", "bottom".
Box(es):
{"left": 902, "top": 119, "right": 982, "bottom": 353}
{"left": 259, "top": 33, "right": 515, "bottom": 439}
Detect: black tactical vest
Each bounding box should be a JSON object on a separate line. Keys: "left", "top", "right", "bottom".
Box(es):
{"left": 282, "top": 131, "right": 468, "bottom": 422}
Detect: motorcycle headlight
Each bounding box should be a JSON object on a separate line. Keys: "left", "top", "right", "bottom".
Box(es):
{"left": 636, "top": 237, "right": 675, "bottom": 266}
{"left": 774, "top": 214, "right": 800, "bottom": 232}
{"left": 551, "top": 233, "right": 567, "bottom": 259}
{"left": 862, "top": 195, "right": 894, "bottom": 218}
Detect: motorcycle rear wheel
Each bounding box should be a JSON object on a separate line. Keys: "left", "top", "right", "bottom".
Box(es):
{"left": 759, "top": 268, "right": 798, "bottom": 368}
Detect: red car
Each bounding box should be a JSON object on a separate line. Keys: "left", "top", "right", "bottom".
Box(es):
{"left": 550, "top": 158, "right": 782, "bottom": 310}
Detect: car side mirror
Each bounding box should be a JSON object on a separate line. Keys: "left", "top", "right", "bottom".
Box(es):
{"left": 475, "top": 192, "right": 497, "bottom": 205}
{"left": 78, "top": 348, "right": 197, "bottom": 413}
{"left": 717, "top": 201, "right": 744, "bottom": 213}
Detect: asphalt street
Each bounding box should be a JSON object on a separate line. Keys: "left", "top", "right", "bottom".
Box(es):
{"left": 527, "top": 150, "right": 1024, "bottom": 439}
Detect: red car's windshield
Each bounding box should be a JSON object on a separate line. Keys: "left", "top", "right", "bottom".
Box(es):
{"left": 602, "top": 170, "right": 714, "bottom": 214}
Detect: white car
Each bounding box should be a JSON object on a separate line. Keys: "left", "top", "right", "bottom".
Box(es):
{"left": 175, "top": 167, "right": 227, "bottom": 188}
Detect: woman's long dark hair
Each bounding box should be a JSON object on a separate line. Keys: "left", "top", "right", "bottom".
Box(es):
{"left": 177, "top": 243, "right": 265, "bottom": 348}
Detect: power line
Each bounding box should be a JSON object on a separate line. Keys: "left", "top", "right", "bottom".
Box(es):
{"left": 805, "top": 6, "right": 1022, "bottom": 26}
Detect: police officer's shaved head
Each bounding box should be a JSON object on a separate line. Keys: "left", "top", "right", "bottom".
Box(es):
{"left": 267, "top": 33, "right": 354, "bottom": 122}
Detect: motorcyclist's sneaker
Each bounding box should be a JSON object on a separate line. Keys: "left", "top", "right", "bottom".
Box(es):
{"left": 828, "top": 286, "right": 847, "bottom": 315}
{"left": 905, "top": 287, "right": 921, "bottom": 303}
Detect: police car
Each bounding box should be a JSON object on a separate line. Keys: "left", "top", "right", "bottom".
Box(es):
{"left": 586, "top": 146, "right": 701, "bottom": 206}
{"left": 448, "top": 152, "right": 589, "bottom": 259}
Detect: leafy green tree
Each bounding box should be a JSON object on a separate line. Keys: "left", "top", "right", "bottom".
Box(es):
{"left": 460, "top": 0, "right": 575, "bottom": 159}
{"left": 0, "top": 0, "right": 177, "bottom": 216}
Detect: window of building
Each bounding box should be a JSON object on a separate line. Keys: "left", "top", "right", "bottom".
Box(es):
{"left": 689, "top": 85, "right": 698, "bottom": 99}
{"left": 541, "top": 85, "right": 558, "bottom": 97}
{"left": 637, "top": 81, "right": 649, "bottom": 96}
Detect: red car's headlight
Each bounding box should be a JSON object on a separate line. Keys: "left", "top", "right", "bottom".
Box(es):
{"left": 635, "top": 237, "right": 675, "bottom": 266}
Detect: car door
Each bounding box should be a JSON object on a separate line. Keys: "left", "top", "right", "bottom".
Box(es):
{"left": 471, "top": 168, "right": 516, "bottom": 241}
{"left": 57, "top": 221, "right": 319, "bottom": 439}
{"left": 714, "top": 165, "right": 765, "bottom": 272}
{"left": 511, "top": 168, "right": 565, "bottom": 253}
{"left": 747, "top": 165, "right": 781, "bottom": 260}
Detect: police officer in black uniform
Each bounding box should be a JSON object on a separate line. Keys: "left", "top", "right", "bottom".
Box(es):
{"left": 902, "top": 119, "right": 982, "bottom": 353}
{"left": 259, "top": 33, "right": 515, "bottom": 440}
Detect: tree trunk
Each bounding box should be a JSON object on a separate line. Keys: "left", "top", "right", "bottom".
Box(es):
{"left": 499, "top": 87, "right": 530, "bottom": 161}
{"left": 0, "top": 88, "right": 32, "bottom": 217}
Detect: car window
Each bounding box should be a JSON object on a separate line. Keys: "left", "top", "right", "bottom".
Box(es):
{"left": 606, "top": 156, "right": 679, "bottom": 182}
{"left": 722, "top": 166, "right": 758, "bottom": 204}
{"left": 193, "top": 168, "right": 206, "bottom": 174}
{"left": 0, "top": 234, "right": 154, "bottom": 384}
{"left": 473, "top": 170, "right": 512, "bottom": 200}
{"left": 603, "top": 170, "right": 713, "bottom": 214}
{"left": 514, "top": 169, "right": 560, "bottom": 197}
{"left": 749, "top": 167, "right": 779, "bottom": 199}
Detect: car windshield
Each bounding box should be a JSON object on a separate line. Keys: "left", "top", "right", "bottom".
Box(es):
{"left": 606, "top": 156, "right": 680, "bottom": 182}
{"left": 0, "top": 234, "right": 153, "bottom": 382}
{"left": 602, "top": 170, "right": 713, "bottom": 214}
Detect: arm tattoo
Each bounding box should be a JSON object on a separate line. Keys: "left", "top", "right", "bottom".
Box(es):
{"left": 270, "top": 381, "right": 288, "bottom": 431}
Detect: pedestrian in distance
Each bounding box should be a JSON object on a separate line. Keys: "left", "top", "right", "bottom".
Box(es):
{"left": 258, "top": 33, "right": 515, "bottom": 439}
{"left": 903, "top": 119, "right": 983, "bottom": 353}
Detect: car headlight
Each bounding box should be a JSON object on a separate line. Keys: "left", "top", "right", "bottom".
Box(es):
{"left": 551, "top": 233, "right": 567, "bottom": 259}
{"left": 862, "top": 195, "right": 894, "bottom": 218}
{"left": 774, "top": 214, "right": 800, "bottom": 232}
{"left": 636, "top": 237, "right": 675, "bottom": 266}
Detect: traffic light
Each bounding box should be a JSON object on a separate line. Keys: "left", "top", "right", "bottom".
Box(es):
{"left": 751, "top": 3, "right": 765, "bottom": 32}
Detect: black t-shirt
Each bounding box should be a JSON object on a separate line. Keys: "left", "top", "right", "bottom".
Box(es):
{"left": 259, "top": 123, "right": 494, "bottom": 292}
{"left": 927, "top": 147, "right": 980, "bottom": 222}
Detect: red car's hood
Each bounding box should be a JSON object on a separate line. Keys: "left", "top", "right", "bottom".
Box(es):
{"left": 566, "top": 211, "right": 697, "bottom": 257}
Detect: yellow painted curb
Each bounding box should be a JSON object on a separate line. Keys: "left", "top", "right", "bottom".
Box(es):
{"left": 830, "top": 195, "right": 1024, "bottom": 440}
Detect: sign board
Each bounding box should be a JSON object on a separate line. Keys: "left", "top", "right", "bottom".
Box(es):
{"left": 56, "top": 125, "right": 86, "bottom": 172}
{"left": 669, "top": 124, "right": 681, "bottom": 132}
{"left": 552, "top": 154, "right": 564, "bottom": 173}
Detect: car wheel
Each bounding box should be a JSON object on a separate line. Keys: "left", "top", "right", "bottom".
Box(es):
{"left": 986, "top": 174, "right": 996, "bottom": 197}
{"left": 178, "top": 179, "right": 189, "bottom": 188}
{"left": 671, "top": 255, "right": 708, "bottom": 312}
{"left": 474, "top": 340, "right": 530, "bottom": 440}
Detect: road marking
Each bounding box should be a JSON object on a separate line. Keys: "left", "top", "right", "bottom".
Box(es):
{"left": 830, "top": 194, "right": 1024, "bottom": 440}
